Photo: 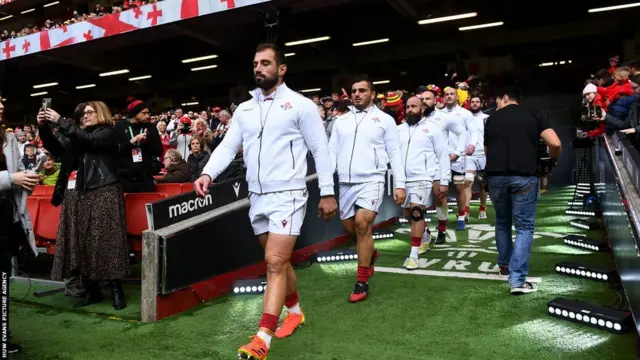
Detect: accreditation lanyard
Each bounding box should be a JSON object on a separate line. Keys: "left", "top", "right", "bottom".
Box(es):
{"left": 128, "top": 126, "right": 144, "bottom": 140}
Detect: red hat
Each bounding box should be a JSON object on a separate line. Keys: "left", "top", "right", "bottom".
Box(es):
{"left": 126, "top": 96, "right": 148, "bottom": 117}
{"left": 212, "top": 106, "right": 221, "bottom": 112}
{"left": 179, "top": 115, "right": 192, "bottom": 126}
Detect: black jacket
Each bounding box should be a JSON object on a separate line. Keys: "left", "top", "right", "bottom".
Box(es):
{"left": 39, "top": 120, "right": 120, "bottom": 206}
{"left": 114, "top": 120, "right": 163, "bottom": 181}
{"left": 157, "top": 161, "right": 192, "bottom": 183}
{"left": 187, "top": 151, "right": 210, "bottom": 181}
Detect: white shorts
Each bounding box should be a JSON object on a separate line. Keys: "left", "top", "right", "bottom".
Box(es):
{"left": 402, "top": 181, "right": 433, "bottom": 208}
{"left": 248, "top": 189, "right": 308, "bottom": 236}
{"left": 466, "top": 155, "right": 486, "bottom": 172}
{"left": 339, "top": 182, "right": 385, "bottom": 220}
{"left": 451, "top": 155, "right": 466, "bottom": 174}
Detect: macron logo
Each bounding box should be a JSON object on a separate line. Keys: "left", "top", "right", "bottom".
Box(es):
{"left": 168, "top": 194, "right": 213, "bottom": 219}
{"left": 233, "top": 182, "right": 241, "bottom": 198}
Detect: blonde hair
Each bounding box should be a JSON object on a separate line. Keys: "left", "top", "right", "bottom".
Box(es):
{"left": 165, "top": 148, "right": 182, "bottom": 162}
{"left": 87, "top": 101, "right": 114, "bottom": 126}
{"left": 156, "top": 120, "right": 167, "bottom": 133}
{"left": 194, "top": 118, "right": 208, "bottom": 129}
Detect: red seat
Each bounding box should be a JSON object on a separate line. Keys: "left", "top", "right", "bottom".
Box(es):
{"left": 36, "top": 199, "right": 62, "bottom": 241}
{"left": 124, "top": 193, "right": 168, "bottom": 236}
{"left": 181, "top": 183, "right": 194, "bottom": 193}
{"left": 44, "top": 186, "right": 55, "bottom": 195}
{"left": 155, "top": 183, "right": 183, "bottom": 197}
{"left": 32, "top": 185, "right": 46, "bottom": 196}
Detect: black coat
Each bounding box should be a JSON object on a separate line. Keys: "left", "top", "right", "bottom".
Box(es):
{"left": 114, "top": 120, "right": 164, "bottom": 181}
{"left": 187, "top": 151, "right": 210, "bottom": 181}
{"left": 39, "top": 120, "right": 120, "bottom": 206}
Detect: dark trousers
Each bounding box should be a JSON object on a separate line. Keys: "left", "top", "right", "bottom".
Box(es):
{"left": 121, "top": 177, "right": 155, "bottom": 193}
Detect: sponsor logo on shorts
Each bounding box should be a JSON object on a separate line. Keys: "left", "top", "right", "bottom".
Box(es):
{"left": 281, "top": 219, "right": 288, "bottom": 228}
{"left": 371, "top": 200, "right": 376, "bottom": 206}
{"left": 340, "top": 210, "right": 345, "bottom": 217}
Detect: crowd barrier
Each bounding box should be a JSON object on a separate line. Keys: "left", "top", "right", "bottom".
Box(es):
{"left": 140, "top": 169, "right": 401, "bottom": 322}
{"left": 600, "top": 133, "right": 640, "bottom": 335}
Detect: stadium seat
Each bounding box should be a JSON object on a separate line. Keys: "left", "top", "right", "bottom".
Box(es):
{"left": 36, "top": 199, "right": 62, "bottom": 241}
{"left": 32, "top": 185, "right": 47, "bottom": 196}
{"left": 124, "top": 193, "right": 168, "bottom": 237}
{"left": 155, "top": 183, "right": 183, "bottom": 197}
{"left": 181, "top": 183, "right": 194, "bottom": 193}
{"left": 45, "top": 186, "right": 55, "bottom": 195}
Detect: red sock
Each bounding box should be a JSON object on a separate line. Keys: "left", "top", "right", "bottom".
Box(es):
{"left": 284, "top": 291, "right": 299, "bottom": 308}
{"left": 259, "top": 313, "right": 279, "bottom": 332}
{"left": 411, "top": 236, "right": 421, "bottom": 247}
{"left": 438, "top": 220, "right": 447, "bottom": 232}
{"left": 458, "top": 209, "right": 465, "bottom": 216}
{"left": 465, "top": 206, "right": 470, "bottom": 214}
{"left": 357, "top": 266, "right": 372, "bottom": 283}
{"left": 480, "top": 206, "right": 486, "bottom": 212}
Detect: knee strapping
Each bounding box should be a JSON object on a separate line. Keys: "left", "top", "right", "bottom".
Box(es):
{"left": 410, "top": 206, "right": 424, "bottom": 222}
{"left": 465, "top": 172, "right": 475, "bottom": 182}
{"left": 436, "top": 206, "right": 448, "bottom": 221}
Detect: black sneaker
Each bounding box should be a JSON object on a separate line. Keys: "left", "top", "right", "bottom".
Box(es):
{"left": 498, "top": 266, "right": 510, "bottom": 277}
{"left": 435, "top": 232, "right": 446, "bottom": 244}
{"left": 349, "top": 281, "right": 369, "bottom": 303}
{"left": 510, "top": 282, "right": 537, "bottom": 295}
{"left": 8, "top": 342, "right": 22, "bottom": 354}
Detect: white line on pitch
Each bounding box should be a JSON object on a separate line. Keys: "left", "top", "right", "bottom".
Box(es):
{"left": 375, "top": 266, "right": 542, "bottom": 283}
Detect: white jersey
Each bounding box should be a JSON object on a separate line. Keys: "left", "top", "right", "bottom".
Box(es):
{"left": 469, "top": 111, "right": 489, "bottom": 156}
{"left": 435, "top": 105, "right": 476, "bottom": 157}
{"left": 329, "top": 106, "right": 405, "bottom": 188}
{"left": 397, "top": 113, "right": 451, "bottom": 186}
{"left": 202, "top": 83, "right": 335, "bottom": 196}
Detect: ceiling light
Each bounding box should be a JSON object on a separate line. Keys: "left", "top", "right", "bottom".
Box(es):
{"left": 352, "top": 38, "right": 389, "bottom": 47}
{"left": 33, "top": 82, "right": 58, "bottom": 89}
{"left": 300, "top": 88, "right": 321, "bottom": 93}
{"left": 539, "top": 62, "right": 554, "bottom": 67}
{"left": 43, "top": 1, "right": 59, "bottom": 7}
{"left": 418, "top": 12, "right": 477, "bottom": 25}
{"left": 373, "top": 80, "right": 390, "bottom": 85}
{"left": 181, "top": 102, "right": 199, "bottom": 106}
{"left": 75, "top": 84, "right": 96, "bottom": 89}
{"left": 181, "top": 54, "right": 218, "bottom": 63}
{"left": 129, "top": 75, "right": 152, "bottom": 81}
{"left": 589, "top": 2, "right": 640, "bottom": 13}
{"left": 459, "top": 22, "right": 504, "bottom": 31}
{"left": 285, "top": 36, "right": 331, "bottom": 47}
{"left": 31, "top": 92, "right": 48, "bottom": 97}
{"left": 0, "top": 15, "right": 13, "bottom": 21}
{"left": 99, "top": 69, "right": 129, "bottom": 77}
{"left": 285, "top": 53, "right": 296, "bottom": 57}
{"left": 21, "top": 8, "right": 35, "bottom": 14}
{"left": 191, "top": 65, "right": 218, "bottom": 71}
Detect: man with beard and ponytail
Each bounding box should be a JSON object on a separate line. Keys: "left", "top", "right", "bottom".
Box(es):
{"left": 329, "top": 75, "right": 406, "bottom": 302}
{"left": 419, "top": 87, "right": 467, "bottom": 243}
{"left": 439, "top": 86, "right": 476, "bottom": 231}
{"left": 194, "top": 43, "right": 338, "bottom": 360}
{"left": 466, "top": 94, "right": 489, "bottom": 219}
{"left": 398, "top": 96, "right": 450, "bottom": 270}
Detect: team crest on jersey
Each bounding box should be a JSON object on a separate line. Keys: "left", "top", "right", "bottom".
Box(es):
{"left": 281, "top": 219, "right": 288, "bottom": 228}
{"left": 281, "top": 102, "right": 292, "bottom": 110}
{"left": 372, "top": 117, "right": 380, "bottom": 123}
{"left": 423, "top": 128, "right": 430, "bottom": 134}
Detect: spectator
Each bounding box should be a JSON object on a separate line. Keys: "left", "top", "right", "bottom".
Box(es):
{"left": 157, "top": 149, "right": 191, "bottom": 183}
{"left": 115, "top": 97, "right": 164, "bottom": 193}
{"left": 484, "top": 86, "right": 561, "bottom": 295}
{"left": 156, "top": 120, "right": 173, "bottom": 157}
{"left": 38, "top": 102, "right": 131, "bottom": 310}
{"left": 21, "top": 144, "right": 37, "bottom": 170}
{"left": 38, "top": 153, "right": 61, "bottom": 185}
{"left": 0, "top": 100, "right": 39, "bottom": 356}
{"left": 187, "top": 137, "right": 210, "bottom": 181}
{"left": 210, "top": 110, "right": 231, "bottom": 150}
{"left": 166, "top": 108, "right": 184, "bottom": 133}
{"left": 15, "top": 130, "right": 26, "bottom": 156}
{"left": 170, "top": 116, "right": 193, "bottom": 159}
{"left": 317, "top": 104, "right": 326, "bottom": 120}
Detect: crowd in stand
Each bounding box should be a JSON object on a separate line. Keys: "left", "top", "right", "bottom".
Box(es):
{"left": 0, "top": 0, "right": 160, "bottom": 41}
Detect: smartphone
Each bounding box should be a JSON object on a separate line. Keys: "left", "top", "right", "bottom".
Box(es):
{"left": 42, "top": 98, "right": 52, "bottom": 112}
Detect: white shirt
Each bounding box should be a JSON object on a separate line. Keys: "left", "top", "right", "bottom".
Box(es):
{"left": 202, "top": 83, "right": 335, "bottom": 196}
{"left": 434, "top": 105, "right": 476, "bottom": 157}
{"left": 398, "top": 112, "right": 451, "bottom": 186}
{"left": 329, "top": 106, "right": 405, "bottom": 188}
{"left": 469, "top": 110, "right": 489, "bottom": 156}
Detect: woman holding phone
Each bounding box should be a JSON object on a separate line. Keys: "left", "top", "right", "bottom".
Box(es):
{"left": 0, "top": 100, "right": 39, "bottom": 355}
{"left": 38, "top": 101, "right": 131, "bottom": 310}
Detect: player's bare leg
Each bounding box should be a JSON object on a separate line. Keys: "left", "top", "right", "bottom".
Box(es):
{"left": 464, "top": 171, "right": 476, "bottom": 221}
{"left": 432, "top": 180, "right": 448, "bottom": 244}
{"left": 455, "top": 181, "right": 467, "bottom": 231}
{"left": 349, "top": 209, "right": 379, "bottom": 303}
{"left": 404, "top": 204, "right": 426, "bottom": 270}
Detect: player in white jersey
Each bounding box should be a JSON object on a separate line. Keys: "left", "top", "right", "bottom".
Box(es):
{"left": 329, "top": 76, "right": 406, "bottom": 303}
{"left": 466, "top": 94, "right": 489, "bottom": 219}
{"left": 398, "top": 95, "right": 450, "bottom": 270}
{"left": 194, "top": 44, "right": 337, "bottom": 360}
{"left": 439, "top": 87, "right": 477, "bottom": 231}
{"left": 420, "top": 85, "right": 466, "bottom": 244}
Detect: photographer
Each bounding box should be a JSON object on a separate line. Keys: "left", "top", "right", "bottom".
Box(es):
{"left": 0, "top": 100, "right": 39, "bottom": 355}
{"left": 115, "top": 97, "right": 164, "bottom": 193}
{"left": 169, "top": 116, "right": 193, "bottom": 159}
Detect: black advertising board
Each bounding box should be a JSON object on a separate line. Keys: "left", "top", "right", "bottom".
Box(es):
{"left": 160, "top": 171, "right": 401, "bottom": 294}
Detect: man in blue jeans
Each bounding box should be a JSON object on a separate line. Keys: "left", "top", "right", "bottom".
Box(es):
{"left": 484, "top": 87, "right": 562, "bottom": 294}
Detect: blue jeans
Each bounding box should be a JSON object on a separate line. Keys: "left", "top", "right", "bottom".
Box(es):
{"left": 487, "top": 176, "right": 538, "bottom": 287}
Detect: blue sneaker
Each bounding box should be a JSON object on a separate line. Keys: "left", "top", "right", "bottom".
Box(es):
{"left": 456, "top": 220, "right": 465, "bottom": 231}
